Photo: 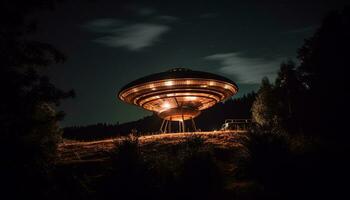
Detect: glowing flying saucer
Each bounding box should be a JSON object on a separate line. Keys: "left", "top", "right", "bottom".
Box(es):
{"left": 118, "top": 68, "right": 238, "bottom": 121}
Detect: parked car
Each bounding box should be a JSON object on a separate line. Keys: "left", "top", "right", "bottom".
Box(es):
{"left": 220, "top": 119, "right": 251, "bottom": 131}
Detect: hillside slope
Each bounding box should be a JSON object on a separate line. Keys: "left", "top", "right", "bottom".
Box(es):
{"left": 55, "top": 131, "right": 256, "bottom": 199}
{"left": 57, "top": 131, "right": 247, "bottom": 164}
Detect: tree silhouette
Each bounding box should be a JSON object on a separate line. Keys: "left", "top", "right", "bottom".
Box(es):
{"left": 0, "top": 0, "right": 74, "bottom": 198}
{"left": 274, "top": 60, "right": 306, "bottom": 134}
{"left": 297, "top": 6, "right": 348, "bottom": 138}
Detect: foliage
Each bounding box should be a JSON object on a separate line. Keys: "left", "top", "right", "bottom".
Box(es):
{"left": 91, "top": 133, "right": 226, "bottom": 199}
{"left": 297, "top": 7, "right": 348, "bottom": 138}
{"left": 182, "top": 134, "right": 205, "bottom": 151}
{"left": 177, "top": 150, "right": 223, "bottom": 199}
{"left": 63, "top": 114, "right": 162, "bottom": 140}
{"left": 251, "top": 77, "right": 281, "bottom": 129}
{"left": 252, "top": 6, "right": 349, "bottom": 137}
{"left": 24, "top": 103, "right": 63, "bottom": 163}
{"left": 252, "top": 61, "right": 307, "bottom": 132}
{"left": 99, "top": 135, "right": 155, "bottom": 199}
{"left": 238, "top": 128, "right": 331, "bottom": 199}
{"left": 247, "top": 9, "right": 350, "bottom": 197}
{"left": 241, "top": 130, "right": 291, "bottom": 183}
{"left": 0, "top": 0, "right": 73, "bottom": 198}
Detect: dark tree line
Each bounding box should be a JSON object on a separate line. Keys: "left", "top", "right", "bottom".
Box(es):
{"left": 247, "top": 7, "right": 349, "bottom": 199}
{"left": 64, "top": 115, "right": 162, "bottom": 140}
{"left": 196, "top": 92, "right": 256, "bottom": 130}
{"left": 251, "top": 61, "right": 306, "bottom": 134}
{"left": 63, "top": 92, "right": 256, "bottom": 141}
{"left": 252, "top": 6, "right": 348, "bottom": 142}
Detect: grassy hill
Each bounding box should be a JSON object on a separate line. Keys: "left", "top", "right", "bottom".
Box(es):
{"left": 55, "top": 131, "right": 261, "bottom": 199}
{"left": 54, "top": 130, "right": 329, "bottom": 200}
{"left": 57, "top": 131, "right": 246, "bottom": 163}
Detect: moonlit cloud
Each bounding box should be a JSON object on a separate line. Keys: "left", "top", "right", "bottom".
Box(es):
{"left": 83, "top": 4, "right": 177, "bottom": 51}
{"left": 83, "top": 18, "right": 171, "bottom": 51}
{"left": 93, "top": 23, "right": 170, "bottom": 50}
{"left": 205, "top": 52, "right": 283, "bottom": 84}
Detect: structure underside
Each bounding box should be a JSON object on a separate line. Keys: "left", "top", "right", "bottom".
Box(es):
{"left": 160, "top": 117, "right": 197, "bottom": 133}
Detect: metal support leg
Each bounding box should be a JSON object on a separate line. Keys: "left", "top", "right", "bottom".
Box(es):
{"left": 181, "top": 112, "right": 185, "bottom": 132}
{"left": 191, "top": 118, "right": 197, "bottom": 132}
{"left": 168, "top": 118, "right": 172, "bottom": 133}
{"left": 164, "top": 120, "right": 169, "bottom": 133}
{"left": 160, "top": 119, "right": 166, "bottom": 133}
{"left": 182, "top": 120, "right": 185, "bottom": 133}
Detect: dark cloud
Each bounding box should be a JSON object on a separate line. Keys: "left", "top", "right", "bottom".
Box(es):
{"left": 156, "top": 15, "right": 179, "bottom": 22}
{"left": 137, "top": 6, "right": 156, "bottom": 16}
{"left": 283, "top": 25, "right": 317, "bottom": 34}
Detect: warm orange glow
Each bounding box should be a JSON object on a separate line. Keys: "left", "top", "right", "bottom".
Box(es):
{"left": 164, "top": 80, "right": 174, "bottom": 86}
{"left": 161, "top": 102, "right": 171, "bottom": 109}
{"left": 185, "top": 96, "right": 197, "bottom": 100}
{"left": 118, "top": 68, "right": 238, "bottom": 122}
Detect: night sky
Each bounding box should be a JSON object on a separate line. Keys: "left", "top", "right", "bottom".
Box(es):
{"left": 33, "top": 0, "right": 347, "bottom": 127}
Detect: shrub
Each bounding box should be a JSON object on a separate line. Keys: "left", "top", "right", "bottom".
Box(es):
{"left": 177, "top": 150, "right": 223, "bottom": 199}
{"left": 183, "top": 134, "right": 205, "bottom": 150}
{"left": 99, "top": 134, "right": 155, "bottom": 199}
{"left": 240, "top": 130, "right": 293, "bottom": 198}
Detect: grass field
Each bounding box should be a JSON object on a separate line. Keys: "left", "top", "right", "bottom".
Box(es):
{"left": 55, "top": 130, "right": 262, "bottom": 199}
{"left": 57, "top": 130, "right": 248, "bottom": 164}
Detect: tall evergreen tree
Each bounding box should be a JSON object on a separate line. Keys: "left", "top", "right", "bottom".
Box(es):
{"left": 274, "top": 60, "right": 306, "bottom": 133}
{"left": 0, "top": 0, "right": 74, "bottom": 198}
{"left": 297, "top": 6, "right": 348, "bottom": 138}
{"left": 251, "top": 77, "right": 280, "bottom": 129}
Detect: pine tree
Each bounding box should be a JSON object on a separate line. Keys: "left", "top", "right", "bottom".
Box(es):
{"left": 251, "top": 77, "right": 280, "bottom": 128}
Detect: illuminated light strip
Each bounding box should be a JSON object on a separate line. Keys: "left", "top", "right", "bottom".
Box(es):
{"left": 143, "top": 98, "right": 213, "bottom": 110}
{"left": 138, "top": 93, "right": 219, "bottom": 104}
{"left": 184, "top": 96, "right": 197, "bottom": 100}
{"left": 135, "top": 89, "right": 223, "bottom": 102}
{"left": 121, "top": 82, "right": 236, "bottom": 98}
{"left": 123, "top": 84, "right": 237, "bottom": 102}
{"left": 136, "top": 91, "right": 222, "bottom": 107}
{"left": 141, "top": 96, "right": 218, "bottom": 109}
{"left": 119, "top": 78, "right": 238, "bottom": 99}
{"left": 119, "top": 83, "right": 238, "bottom": 111}
{"left": 164, "top": 80, "right": 174, "bottom": 86}
{"left": 141, "top": 96, "right": 219, "bottom": 112}
{"left": 131, "top": 87, "right": 227, "bottom": 100}
{"left": 133, "top": 88, "right": 225, "bottom": 105}
{"left": 132, "top": 93, "right": 223, "bottom": 107}
{"left": 129, "top": 84, "right": 230, "bottom": 99}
